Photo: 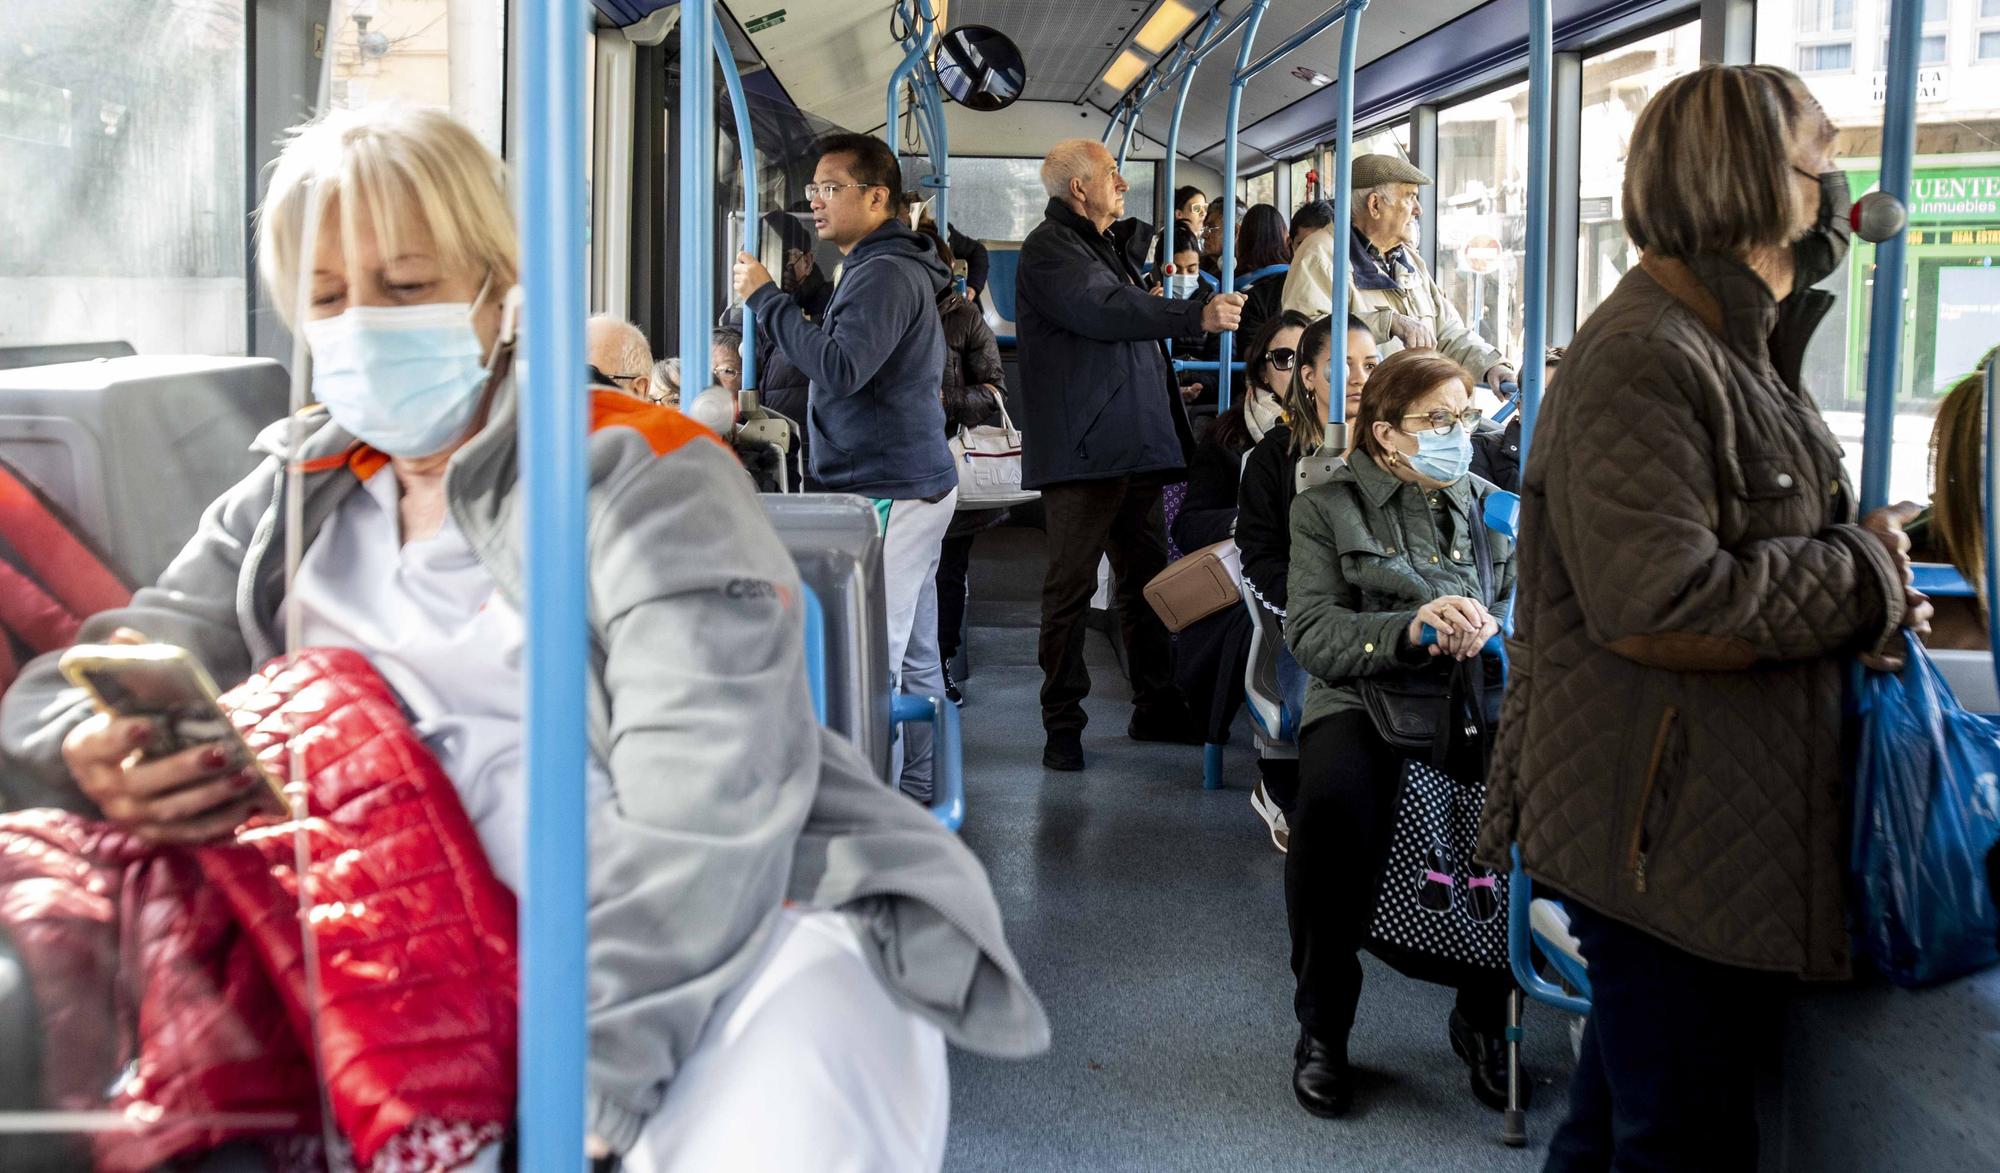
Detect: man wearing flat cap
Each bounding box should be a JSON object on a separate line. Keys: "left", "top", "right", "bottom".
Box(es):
{"left": 1281, "top": 153, "right": 1516, "bottom": 394}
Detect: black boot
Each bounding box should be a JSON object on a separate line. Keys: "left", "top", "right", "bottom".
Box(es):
{"left": 942, "top": 660, "right": 964, "bottom": 707}
{"left": 1042, "top": 730, "right": 1084, "bottom": 771}
{"left": 1448, "top": 1007, "right": 1526, "bottom": 1112}
{"left": 1292, "top": 1029, "right": 1353, "bottom": 1118}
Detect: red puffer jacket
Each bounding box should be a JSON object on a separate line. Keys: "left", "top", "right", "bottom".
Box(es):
{"left": 0, "top": 647, "right": 518, "bottom": 1172}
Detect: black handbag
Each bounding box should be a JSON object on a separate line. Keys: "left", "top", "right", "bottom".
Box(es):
{"left": 1356, "top": 501, "right": 1502, "bottom": 763}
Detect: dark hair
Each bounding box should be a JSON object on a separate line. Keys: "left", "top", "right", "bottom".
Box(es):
{"left": 762, "top": 209, "right": 816, "bottom": 255}
{"left": 1290, "top": 199, "right": 1337, "bottom": 237}
{"left": 1175, "top": 186, "right": 1207, "bottom": 213}
{"left": 1243, "top": 309, "right": 1315, "bottom": 395}
{"left": 815, "top": 132, "right": 903, "bottom": 199}
{"left": 1172, "top": 225, "right": 1201, "bottom": 258}
{"left": 1281, "top": 315, "right": 1338, "bottom": 456}
{"left": 1354, "top": 348, "right": 1475, "bottom": 464}
{"left": 1235, "top": 204, "right": 1292, "bottom": 272}
{"left": 1347, "top": 314, "right": 1374, "bottom": 340}
{"left": 916, "top": 220, "right": 956, "bottom": 268}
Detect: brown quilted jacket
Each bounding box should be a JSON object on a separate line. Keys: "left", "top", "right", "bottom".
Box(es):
{"left": 1476, "top": 253, "right": 1905, "bottom": 980}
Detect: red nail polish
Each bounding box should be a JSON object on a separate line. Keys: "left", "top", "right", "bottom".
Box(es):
{"left": 127, "top": 724, "right": 153, "bottom": 746}
{"left": 200, "top": 746, "right": 229, "bottom": 770}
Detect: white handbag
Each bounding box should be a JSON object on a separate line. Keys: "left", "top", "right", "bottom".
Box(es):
{"left": 949, "top": 391, "right": 1039, "bottom": 509}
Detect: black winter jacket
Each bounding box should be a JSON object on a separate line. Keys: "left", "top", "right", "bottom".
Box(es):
{"left": 1470, "top": 415, "right": 1521, "bottom": 493}
{"left": 1172, "top": 423, "right": 1253, "bottom": 552}
{"left": 1237, "top": 424, "right": 1297, "bottom": 618}
{"left": 939, "top": 288, "right": 1004, "bottom": 431}
{"left": 1015, "top": 199, "right": 1205, "bottom": 488}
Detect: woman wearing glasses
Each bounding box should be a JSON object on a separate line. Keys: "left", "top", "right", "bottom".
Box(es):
{"left": 1280, "top": 346, "right": 1518, "bottom": 1121}
{"left": 1167, "top": 312, "right": 1311, "bottom": 804}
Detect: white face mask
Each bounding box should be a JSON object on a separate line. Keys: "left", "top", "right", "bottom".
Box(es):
{"left": 303, "top": 300, "right": 493, "bottom": 457}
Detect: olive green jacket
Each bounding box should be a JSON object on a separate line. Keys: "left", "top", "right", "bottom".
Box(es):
{"left": 1284, "top": 450, "right": 1516, "bottom": 734}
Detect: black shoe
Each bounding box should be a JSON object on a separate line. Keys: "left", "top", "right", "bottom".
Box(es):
{"left": 1042, "top": 731, "right": 1084, "bottom": 771}
{"left": 1292, "top": 1029, "right": 1353, "bottom": 1118}
{"left": 942, "top": 661, "right": 964, "bottom": 707}
{"left": 1128, "top": 703, "right": 1205, "bottom": 745}
{"left": 1448, "top": 1007, "right": 1526, "bottom": 1112}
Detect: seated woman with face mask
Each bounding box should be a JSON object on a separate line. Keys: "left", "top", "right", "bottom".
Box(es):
{"left": 0, "top": 105, "right": 1046, "bottom": 1171}
{"left": 1279, "top": 347, "right": 1518, "bottom": 1121}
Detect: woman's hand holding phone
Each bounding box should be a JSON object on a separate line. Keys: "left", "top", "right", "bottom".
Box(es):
{"left": 62, "top": 713, "right": 271, "bottom": 843}
{"left": 59, "top": 627, "right": 279, "bottom": 843}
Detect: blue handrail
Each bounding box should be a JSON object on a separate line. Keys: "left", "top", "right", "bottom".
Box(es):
{"left": 1327, "top": 2, "right": 1367, "bottom": 431}
{"left": 714, "top": 10, "right": 759, "bottom": 393}
{"left": 1156, "top": 10, "right": 1220, "bottom": 273}
{"left": 681, "top": 0, "right": 716, "bottom": 396}
{"left": 1237, "top": 262, "right": 1290, "bottom": 286}
{"left": 1860, "top": 0, "right": 1926, "bottom": 511}
{"left": 802, "top": 584, "right": 828, "bottom": 725}
{"left": 893, "top": 693, "right": 965, "bottom": 831}
{"left": 1509, "top": 847, "right": 1591, "bottom": 1016}
{"left": 887, "top": 1, "right": 950, "bottom": 236}
{"left": 516, "top": 0, "right": 590, "bottom": 1166}
{"left": 1984, "top": 351, "right": 1999, "bottom": 695}
{"left": 1519, "top": 0, "right": 1550, "bottom": 469}
{"left": 1215, "top": 0, "right": 1274, "bottom": 414}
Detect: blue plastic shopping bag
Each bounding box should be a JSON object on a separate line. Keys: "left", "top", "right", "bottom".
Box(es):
{"left": 1850, "top": 631, "right": 2000, "bottom": 987}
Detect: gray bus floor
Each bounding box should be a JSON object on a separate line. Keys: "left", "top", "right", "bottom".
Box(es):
{"left": 943, "top": 533, "right": 1576, "bottom": 1172}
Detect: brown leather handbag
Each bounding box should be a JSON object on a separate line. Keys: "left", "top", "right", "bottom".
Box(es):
{"left": 1143, "top": 539, "right": 1243, "bottom": 632}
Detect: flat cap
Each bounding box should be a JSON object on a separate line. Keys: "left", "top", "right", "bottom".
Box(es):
{"left": 1351, "top": 154, "right": 1432, "bottom": 188}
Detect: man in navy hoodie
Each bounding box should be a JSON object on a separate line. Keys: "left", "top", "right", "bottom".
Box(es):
{"left": 735, "top": 133, "right": 958, "bottom": 802}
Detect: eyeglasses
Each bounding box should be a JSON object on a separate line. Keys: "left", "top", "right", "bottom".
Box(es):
{"left": 609, "top": 372, "right": 645, "bottom": 387}
{"left": 804, "top": 182, "right": 881, "bottom": 201}
{"left": 1264, "top": 348, "right": 1298, "bottom": 371}
{"left": 1400, "top": 407, "right": 1483, "bottom": 435}
{"left": 713, "top": 365, "right": 740, "bottom": 379}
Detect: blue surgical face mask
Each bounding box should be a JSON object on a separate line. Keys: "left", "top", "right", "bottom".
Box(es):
{"left": 303, "top": 298, "right": 493, "bottom": 457}
{"left": 1408, "top": 424, "right": 1473, "bottom": 483}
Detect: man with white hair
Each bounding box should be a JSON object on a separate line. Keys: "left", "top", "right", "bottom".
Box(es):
{"left": 1280, "top": 154, "right": 1515, "bottom": 394}
{"left": 586, "top": 313, "right": 657, "bottom": 402}
{"left": 1015, "top": 137, "right": 1244, "bottom": 772}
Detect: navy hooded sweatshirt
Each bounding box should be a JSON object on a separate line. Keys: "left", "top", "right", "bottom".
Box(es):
{"left": 748, "top": 220, "right": 957, "bottom": 500}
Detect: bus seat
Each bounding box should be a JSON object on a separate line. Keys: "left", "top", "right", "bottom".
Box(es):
{"left": 1240, "top": 589, "right": 1298, "bottom": 763}
{"left": 982, "top": 245, "right": 1019, "bottom": 329}
{"left": 0, "top": 357, "right": 288, "bottom": 587}
{"left": 758, "top": 493, "right": 892, "bottom": 779}
{"left": 0, "top": 342, "right": 136, "bottom": 372}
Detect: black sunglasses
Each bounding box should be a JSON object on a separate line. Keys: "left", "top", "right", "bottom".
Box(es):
{"left": 1264, "top": 347, "right": 1299, "bottom": 371}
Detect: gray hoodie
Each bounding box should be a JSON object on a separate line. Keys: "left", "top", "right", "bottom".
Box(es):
{"left": 0, "top": 378, "right": 1048, "bottom": 1154}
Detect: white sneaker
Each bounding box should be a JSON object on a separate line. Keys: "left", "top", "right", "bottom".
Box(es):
{"left": 1250, "top": 781, "right": 1289, "bottom": 854}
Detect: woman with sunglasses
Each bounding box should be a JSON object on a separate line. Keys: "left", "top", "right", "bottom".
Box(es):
{"left": 1167, "top": 312, "right": 1312, "bottom": 806}
{"left": 1280, "top": 347, "right": 1519, "bottom": 1121}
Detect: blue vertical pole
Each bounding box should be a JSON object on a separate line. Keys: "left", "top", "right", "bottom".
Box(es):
{"left": 918, "top": 1, "right": 949, "bottom": 236}
{"left": 682, "top": 0, "right": 716, "bottom": 396}
{"left": 1327, "top": 0, "right": 1366, "bottom": 435}
{"left": 1984, "top": 352, "right": 1999, "bottom": 691}
{"left": 1159, "top": 14, "right": 1219, "bottom": 273}
{"left": 1519, "top": 0, "right": 1551, "bottom": 467}
{"left": 1217, "top": 0, "right": 1273, "bottom": 414}
{"left": 715, "top": 11, "right": 759, "bottom": 393}
{"left": 1860, "top": 0, "right": 1924, "bottom": 511}
{"left": 517, "top": 0, "right": 589, "bottom": 1168}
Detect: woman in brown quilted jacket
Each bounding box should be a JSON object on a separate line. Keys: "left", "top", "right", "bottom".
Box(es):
{"left": 1475, "top": 65, "right": 1931, "bottom": 1172}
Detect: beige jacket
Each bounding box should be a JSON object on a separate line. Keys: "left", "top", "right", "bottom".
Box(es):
{"left": 1279, "top": 226, "right": 1506, "bottom": 379}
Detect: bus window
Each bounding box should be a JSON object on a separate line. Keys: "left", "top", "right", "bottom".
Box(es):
{"left": 1437, "top": 80, "right": 1531, "bottom": 361}
{"left": 0, "top": 0, "right": 246, "bottom": 356}
{"left": 1576, "top": 22, "right": 1702, "bottom": 324}
{"left": 948, "top": 156, "right": 1159, "bottom": 244}
{"left": 1758, "top": 0, "right": 2000, "bottom": 506}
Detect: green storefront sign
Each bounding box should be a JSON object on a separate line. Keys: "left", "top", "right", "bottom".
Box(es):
{"left": 1830, "top": 162, "right": 2000, "bottom": 409}
{"left": 1841, "top": 163, "right": 2000, "bottom": 224}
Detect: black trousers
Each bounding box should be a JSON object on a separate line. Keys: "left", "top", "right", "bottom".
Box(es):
{"left": 1287, "top": 709, "right": 1509, "bottom": 1042}
{"left": 1543, "top": 902, "right": 1785, "bottom": 1173}
{"left": 936, "top": 532, "right": 976, "bottom": 665}
{"left": 1036, "top": 477, "right": 1179, "bottom": 735}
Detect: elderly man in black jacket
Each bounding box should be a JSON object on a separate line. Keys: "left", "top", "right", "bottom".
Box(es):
{"left": 1017, "top": 138, "right": 1244, "bottom": 771}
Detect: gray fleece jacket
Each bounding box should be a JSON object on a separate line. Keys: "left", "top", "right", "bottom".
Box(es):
{"left": 0, "top": 377, "right": 1048, "bottom": 1154}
